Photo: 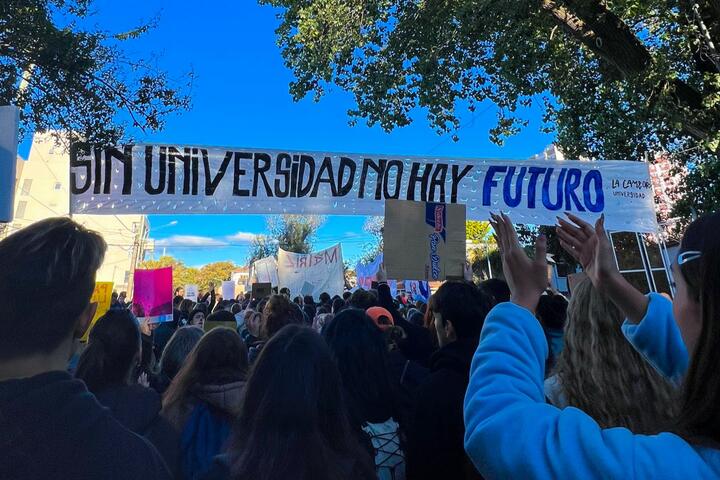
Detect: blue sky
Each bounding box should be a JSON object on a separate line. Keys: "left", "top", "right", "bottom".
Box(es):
{"left": 77, "top": 0, "right": 555, "bottom": 267}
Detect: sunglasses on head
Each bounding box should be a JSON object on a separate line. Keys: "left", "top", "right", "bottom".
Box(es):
{"left": 678, "top": 250, "right": 702, "bottom": 266}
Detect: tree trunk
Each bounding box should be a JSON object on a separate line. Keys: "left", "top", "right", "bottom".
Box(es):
{"left": 539, "top": 0, "right": 651, "bottom": 77}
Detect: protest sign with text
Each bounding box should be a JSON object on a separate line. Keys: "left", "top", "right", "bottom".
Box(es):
{"left": 70, "top": 145, "right": 658, "bottom": 232}
{"left": 384, "top": 200, "right": 467, "bottom": 281}
{"left": 277, "top": 244, "right": 344, "bottom": 298}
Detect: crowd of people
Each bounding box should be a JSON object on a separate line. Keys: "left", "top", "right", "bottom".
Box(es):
{"left": 2, "top": 211, "right": 720, "bottom": 479}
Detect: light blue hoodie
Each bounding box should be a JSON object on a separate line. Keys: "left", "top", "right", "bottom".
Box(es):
{"left": 464, "top": 297, "right": 720, "bottom": 479}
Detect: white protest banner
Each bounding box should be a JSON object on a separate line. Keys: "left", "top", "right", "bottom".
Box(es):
{"left": 0, "top": 106, "right": 19, "bottom": 222}
{"left": 185, "top": 284, "right": 199, "bottom": 302}
{"left": 384, "top": 200, "right": 467, "bottom": 281}
{"left": 253, "top": 256, "right": 279, "bottom": 286}
{"left": 277, "top": 244, "right": 344, "bottom": 298}
{"left": 221, "top": 280, "right": 236, "bottom": 300}
{"left": 69, "top": 145, "right": 658, "bottom": 232}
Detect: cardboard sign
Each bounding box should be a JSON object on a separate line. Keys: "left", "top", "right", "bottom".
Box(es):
{"left": 221, "top": 280, "right": 236, "bottom": 300}
{"left": 70, "top": 144, "right": 659, "bottom": 233}
{"left": 277, "top": 244, "right": 344, "bottom": 298}
{"left": 81, "top": 282, "right": 114, "bottom": 341}
{"left": 133, "top": 267, "right": 173, "bottom": 323}
{"left": 384, "top": 200, "right": 466, "bottom": 281}
{"left": 251, "top": 282, "right": 272, "bottom": 300}
{"left": 185, "top": 284, "right": 199, "bottom": 302}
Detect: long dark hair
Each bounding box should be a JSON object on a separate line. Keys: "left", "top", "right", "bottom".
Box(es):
{"left": 159, "top": 326, "right": 204, "bottom": 380}
{"left": 228, "top": 325, "right": 376, "bottom": 480}
{"left": 75, "top": 309, "right": 140, "bottom": 392}
{"left": 322, "top": 309, "right": 397, "bottom": 428}
{"left": 162, "top": 327, "right": 248, "bottom": 412}
{"left": 675, "top": 212, "right": 720, "bottom": 444}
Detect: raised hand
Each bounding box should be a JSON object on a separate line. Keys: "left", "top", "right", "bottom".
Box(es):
{"left": 376, "top": 263, "right": 388, "bottom": 283}
{"left": 556, "top": 213, "right": 617, "bottom": 289}
{"left": 490, "top": 212, "right": 548, "bottom": 313}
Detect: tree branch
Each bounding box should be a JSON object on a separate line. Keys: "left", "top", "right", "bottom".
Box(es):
{"left": 539, "top": 0, "right": 652, "bottom": 77}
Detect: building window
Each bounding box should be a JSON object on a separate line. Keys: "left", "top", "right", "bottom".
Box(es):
{"left": 20, "top": 179, "right": 32, "bottom": 196}
{"left": 54, "top": 182, "right": 62, "bottom": 190}
{"left": 15, "top": 201, "right": 27, "bottom": 219}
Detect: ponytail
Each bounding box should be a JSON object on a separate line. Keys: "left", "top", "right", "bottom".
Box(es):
{"left": 74, "top": 310, "right": 140, "bottom": 393}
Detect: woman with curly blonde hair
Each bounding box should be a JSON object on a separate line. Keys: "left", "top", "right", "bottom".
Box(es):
{"left": 545, "top": 277, "right": 678, "bottom": 433}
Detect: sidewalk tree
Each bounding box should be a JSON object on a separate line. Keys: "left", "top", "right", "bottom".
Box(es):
{"left": 1, "top": 0, "right": 192, "bottom": 144}
{"left": 264, "top": 0, "right": 720, "bottom": 220}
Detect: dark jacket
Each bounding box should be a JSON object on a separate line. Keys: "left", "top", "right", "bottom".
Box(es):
{"left": 201, "top": 453, "right": 368, "bottom": 480}
{"left": 0, "top": 371, "right": 171, "bottom": 480}
{"left": 163, "top": 376, "right": 245, "bottom": 479}
{"left": 162, "top": 378, "right": 245, "bottom": 433}
{"left": 94, "top": 384, "right": 180, "bottom": 477}
{"left": 405, "top": 338, "right": 483, "bottom": 480}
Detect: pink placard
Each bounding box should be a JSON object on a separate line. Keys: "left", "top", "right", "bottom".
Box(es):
{"left": 132, "top": 267, "right": 173, "bottom": 323}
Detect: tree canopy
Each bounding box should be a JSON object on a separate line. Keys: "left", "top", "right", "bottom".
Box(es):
{"left": 1, "top": 0, "right": 192, "bottom": 144}
{"left": 139, "top": 256, "right": 238, "bottom": 291}
{"left": 247, "top": 214, "right": 325, "bottom": 264}
{"left": 263, "top": 0, "right": 720, "bottom": 220}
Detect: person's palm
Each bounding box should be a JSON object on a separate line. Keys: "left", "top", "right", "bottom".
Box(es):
{"left": 558, "top": 214, "right": 617, "bottom": 288}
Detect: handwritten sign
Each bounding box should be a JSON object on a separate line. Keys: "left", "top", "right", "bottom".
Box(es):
{"left": 384, "top": 200, "right": 466, "bottom": 281}
{"left": 69, "top": 145, "right": 658, "bottom": 233}
{"left": 277, "top": 244, "right": 344, "bottom": 298}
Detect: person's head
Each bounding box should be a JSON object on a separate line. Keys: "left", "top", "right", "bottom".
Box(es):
{"left": 172, "top": 295, "right": 183, "bottom": 309}
{"left": 119, "top": 291, "right": 127, "bottom": 300}
{"left": 188, "top": 308, "right": 206, "bottom": 328}
{"left": 293, "top": 296, "right": 303, "bottom": 305}
{"left": 174, "top": 287, "right": 185, "bottom": 298}
{"left": 261, "top": 294, "right": 302, "bottom": 340}
{"left": 163, "top": 327, "right": 248, "bottom": 410}
{"left": 430, "top": 281, "right": 492, "bottom": 347}
{"left": 323, "top": 309, "right": 396, "bottom": 427}
{"left": 178, "top": 298, "right": 195, "bottom": 314}
{"left": 231, "top": 303, "right": 242, "bottom": 315}
{"left": 303, "top": 295, "right": 315, "bottom": 306}
{"left": 348, "top": 289, "right": 378, "bottom": 310}
{"left": 194, "top": 302, "right": 209, "bottom": 316}
{"left": 331, "top": 297, "right": 345, "bottom": 314}
{"left": 111, "top": 291, "right": 119, "bottom": 303}
{"left": 342, "top": 291, "right": 352, "bottom": 301}
{"left": 319, "top": 292, "right": 331, "bottom": 305}
{"left": 555, "top": 277, "right": 677, "bottom": 433}
{"left": 0, "top": 218, "right": 106, "bottom": 369}
{"left": 279, "top": 287, "right": 290, "bottom": 297}
{"left": 228, "top": 325, "right": 375, "bottom": 480}
{"left": 158, "top": 326, "right": 204, "bottom": 380}
{"left": 366, "top": 306, "right": 394, "bottom": 331}
{"left": 670, "top": 212, "right": 720, "bottom": 442}
{"left": 75, "top": 309, "right": 140, "bottom": 393}
{"left": 536, "top": 293, "right": 569, "bottom": 331}
{"left": 245, "top": 310, "right": 262, "bottom": 338}
{"left": 478, "top": 278, "right": 511, "bottom": 306}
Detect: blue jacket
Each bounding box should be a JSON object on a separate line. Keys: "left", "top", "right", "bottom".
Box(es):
{"left": 463, "top": 300, "right": 720, "bottom": 479}
{"left": 621, "top": 293, "right": 689, "bottom": 383}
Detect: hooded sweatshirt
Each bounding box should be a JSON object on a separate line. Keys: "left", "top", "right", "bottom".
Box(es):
{"left": 94, "top": 384, "right": 180, "bottom": 476}
{"left": 463, "top": 301, "right": 720, "bottom": 479}
{"left": 162, "top": 375, "right": 245, "bottom": 479}
{"left": 0, "top": 371, "right": 171, "bottom": 480}
{"left": 406, "top": 338, "right": 483, "bottom": 480}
